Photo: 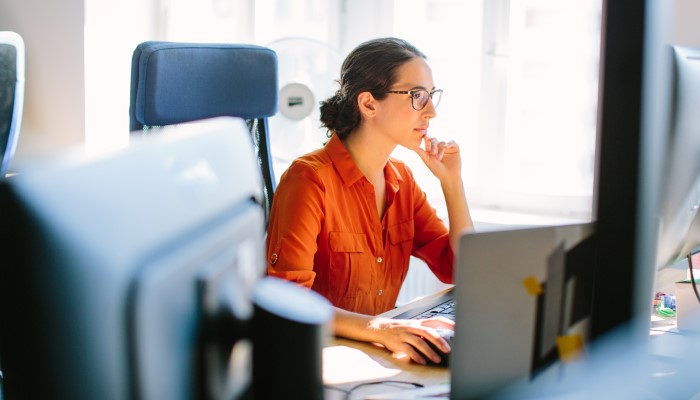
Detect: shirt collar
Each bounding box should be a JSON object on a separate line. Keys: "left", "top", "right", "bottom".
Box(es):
{"left": 325, "top": 134, "right": 405, "bottom": 189}
{"left": 325, "top": 134, "right": 364, "bottom": 186}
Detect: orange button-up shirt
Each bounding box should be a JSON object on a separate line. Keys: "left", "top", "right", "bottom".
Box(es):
{"left": 266, "top": 134, "right": 454, "bottom": 315}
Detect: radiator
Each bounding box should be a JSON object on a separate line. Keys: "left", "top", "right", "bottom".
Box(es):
{"left": 396, "top": 257, "right": 452, "bottom": 307}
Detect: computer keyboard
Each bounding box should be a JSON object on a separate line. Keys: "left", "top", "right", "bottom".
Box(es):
{"left": 410, "top": 298, "right": 456, "bottom": 320}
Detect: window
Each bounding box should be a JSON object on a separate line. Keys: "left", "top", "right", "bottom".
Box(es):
{"left": 475, "top": 0, "right": 601, "bottom": 222}
{"left": 88, "top": 0, "right": 602, "bottom": 224}
{"left": 392, "top": 0, "right": 601, "bottom": 223}
{"left": 389, "top": 0, "right": 483, "bottom": 220}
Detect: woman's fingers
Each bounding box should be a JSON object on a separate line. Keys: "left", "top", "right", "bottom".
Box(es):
{"left": 392, "top": 343, "right": 427, "bottom": 365}
{"left": 417, "top": 325, "right": 451, "bottom": 354}
{"left": 390, "top": 337, "right": 436, "bottom": 365}
{"left": 420, "top": 316, "right": 455, "bottom": 330}
{"left": 379, "top": 322, "right": 451, "bottom": 365}
{"left": 437, "top": 141, "right": 447, "bottom": 160}
{"left": 422, "top": 137, "right": 458, "bottom": 160}
{"left": 402, "top": 321, "right": 453, "bottom": 358}
{"left": 423, "top": 136, "right": 439, "bottom": 157}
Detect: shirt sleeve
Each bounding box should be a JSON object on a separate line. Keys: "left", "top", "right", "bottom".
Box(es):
{"left": 406, "top": 169, "right": 455, "bottom": 284}
{"left": 266, "top": 161, "right": 325, "bottom": 288}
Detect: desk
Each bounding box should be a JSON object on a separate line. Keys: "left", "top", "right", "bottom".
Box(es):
{"left": 321, "top": 286, "right": 700, "bottom": 399}
{"left": 323, "top": 289, "right": 452, "bottom": 399}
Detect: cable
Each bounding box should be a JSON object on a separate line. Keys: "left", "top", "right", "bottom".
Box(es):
{"left": 687, "top": 253, "right": 700, "bottom": 304}
{"left": 323, "top": 385, "right": 351, "bottom": 396}
{"left": 340, "top": 380, "right": 424, "bottom": 400}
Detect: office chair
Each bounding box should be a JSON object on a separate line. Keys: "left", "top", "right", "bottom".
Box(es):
{"left": 129, "top": 41, "right": 278, "bottom": 221}
{"left": 0, "top": 31, "right": 25, "bottom": 178}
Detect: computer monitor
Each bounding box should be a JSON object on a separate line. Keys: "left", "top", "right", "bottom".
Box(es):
{"left": 591, "top": 1, "right": 700, "bottom": 341}
{"left": 0, "top": 117, "right": 266, "bottom": 399}
{"left": 656, "top": 45, "right": 700, "bottom": 267}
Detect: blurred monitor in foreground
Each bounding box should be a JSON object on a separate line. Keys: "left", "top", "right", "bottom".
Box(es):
{"left": 656, "top": 45, "right": 700, "bottom": 268}
{"left": 591, "top": 1, "right": 700, "bottom": 342}
{"left": 0, "top": 117, "right": 266, "bottom": 399}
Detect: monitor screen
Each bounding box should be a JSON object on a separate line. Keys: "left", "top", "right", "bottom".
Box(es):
{"left": 0, "top": 117, "right": 266, "bottom": 399}
{"left": 656, "top": 45, "right": 700, "bottom": 267}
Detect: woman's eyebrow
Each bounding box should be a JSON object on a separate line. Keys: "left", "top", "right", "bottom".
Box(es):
{"left": 396, "top": 84, "right": 436, "bottom": 91}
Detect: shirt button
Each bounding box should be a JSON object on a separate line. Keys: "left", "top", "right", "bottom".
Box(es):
{"left": 270, "top": 253, "right": 278, "bottom": 265}
{"left": 378, "top": 289, "right": 383, "bottom": 296}
{"left": 377, "top": 257, "right": 383, "bottom": 263}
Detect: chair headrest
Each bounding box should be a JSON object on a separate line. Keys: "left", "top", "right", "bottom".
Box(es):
{"left": 130, "top": 41, "right": 278, "bottom": 130}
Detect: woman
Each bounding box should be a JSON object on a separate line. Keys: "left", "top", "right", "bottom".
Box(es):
{"left": 266, "top": 37, "right": 473, "bottom": 365}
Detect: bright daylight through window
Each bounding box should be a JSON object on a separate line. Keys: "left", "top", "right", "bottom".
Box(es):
{"left": 128, "top": 0, "right": 602, "bottom": 224}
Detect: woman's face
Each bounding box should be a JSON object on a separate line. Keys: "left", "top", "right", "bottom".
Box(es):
{"left": 374, "top": 57, "right": 438, "bottom": 150}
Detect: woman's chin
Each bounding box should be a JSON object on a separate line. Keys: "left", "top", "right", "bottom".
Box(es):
{"left": 398, "top": 137, "right": 424, "bottom": 151}
{"left": 403, "top": 142, "right": 422, "bottom": 152}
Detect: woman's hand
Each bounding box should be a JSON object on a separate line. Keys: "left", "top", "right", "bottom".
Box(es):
{"left": 368, "top": 316, "right": 454, "bottom": 365}
{"left": 414, "top": 136, "right": 462, "bottom": 183}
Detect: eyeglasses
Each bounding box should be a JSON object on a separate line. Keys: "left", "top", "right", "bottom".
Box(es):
{"left": 385, "top": 88, "right": 443, "bottom": 111}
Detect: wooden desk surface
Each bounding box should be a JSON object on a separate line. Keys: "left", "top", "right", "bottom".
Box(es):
{"left": 320, "top": 286, "right": 694, "bottom": 399}
{"left": 322, "top": 288, "right": 453, "bottom": 399}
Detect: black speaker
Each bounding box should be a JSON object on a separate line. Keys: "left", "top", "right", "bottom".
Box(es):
{"left": 251, "top": 277, "right": 333, "bottom": 400}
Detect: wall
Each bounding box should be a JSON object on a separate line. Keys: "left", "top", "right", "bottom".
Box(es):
{"left": 0, "top": 0, "right": 158, "bottom": 170}
{"left": 0, "top": 0, "right": 85, "bottom": 166}
{"left": 671, "top": 0, "right": 700, "bottom": 45}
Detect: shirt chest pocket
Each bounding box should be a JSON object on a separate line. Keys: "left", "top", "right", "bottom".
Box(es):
{"left": 387, "top": 220, "right": 415, "bottom": 274}
{"left": 330, "top": 231, "right": 368, "bottom": 253}
{"left": 328, "top": 231, "right": 372, "bottom": 298}
{"left": 388, "top": 220, "right": 414, "bottom": 246}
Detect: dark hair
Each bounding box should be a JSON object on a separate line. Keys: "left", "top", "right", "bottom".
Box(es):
{"left": 319, "top": 37, "right": 427, "bottom": 140}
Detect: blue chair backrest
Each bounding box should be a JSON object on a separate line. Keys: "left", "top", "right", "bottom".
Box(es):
{"left": 129, "top": 41, "right": 279, "bottom": 220}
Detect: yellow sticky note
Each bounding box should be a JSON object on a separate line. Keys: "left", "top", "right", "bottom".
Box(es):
{"left": 522, "top": 275, "right": 543, "bottom": 296}
{"left": 556, "top": 335, "right": 585, "bottom": 363}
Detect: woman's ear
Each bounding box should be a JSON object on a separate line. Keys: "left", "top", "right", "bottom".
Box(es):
{"left": 357, "top": 91, "right": 377, "bottom": 118}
